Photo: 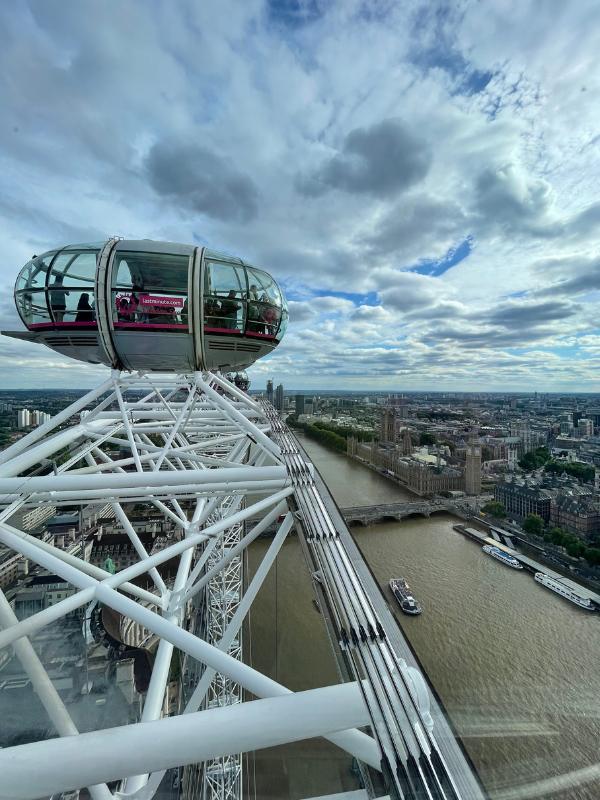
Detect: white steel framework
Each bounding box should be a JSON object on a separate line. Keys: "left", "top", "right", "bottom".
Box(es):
{"left": 0, "top": 371, "right": 379, "bottom": 800}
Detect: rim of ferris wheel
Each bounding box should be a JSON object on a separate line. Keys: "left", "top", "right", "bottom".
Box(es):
{"left": 0, "top": 370, "right": 382, "bottom": 800}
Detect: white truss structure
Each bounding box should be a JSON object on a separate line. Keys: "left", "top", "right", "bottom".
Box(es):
{"left": 201, "top": 516, "right": 243, "bottom": 800}
{"left": 0, "top": 371, "right": 379, "bottom": 800}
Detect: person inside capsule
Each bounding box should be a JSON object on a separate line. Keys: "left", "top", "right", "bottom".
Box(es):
{"left": 15, "top": 247, "right": 99, "bottom": 328}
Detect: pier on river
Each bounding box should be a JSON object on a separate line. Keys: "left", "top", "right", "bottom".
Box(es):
{"left": 454, "top": 523, "right": 600, "bottom": 609}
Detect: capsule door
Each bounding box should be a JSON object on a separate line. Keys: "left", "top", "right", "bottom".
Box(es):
{"left": 106, "top": 244, "right": 196, "bottom": 372}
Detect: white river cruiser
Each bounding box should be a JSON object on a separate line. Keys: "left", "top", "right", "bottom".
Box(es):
{"left": 482, "top": 544, "right": 523, "bottom": 569}
{"left": 534, "top": 572, "right": 594, "bottom": 610}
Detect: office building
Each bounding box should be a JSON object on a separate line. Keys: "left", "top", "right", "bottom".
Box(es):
{"left": 578, "top": 418, "right": 594, "bottom": 437}
{"left": 495, "top": 480, "right": 552, "bottom": 522}
{"left": 550, "top": 496, "right": 600, "bottom": 540}
{"left": 275, "top": 384, "right": 284, "bottom": 412}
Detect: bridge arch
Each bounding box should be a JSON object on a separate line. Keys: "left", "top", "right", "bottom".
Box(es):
{"left": 428, "top": 506, "right": 452, "bottom": 516}
{"left": 347, "top": 518, "right": 368, "bottom": 527}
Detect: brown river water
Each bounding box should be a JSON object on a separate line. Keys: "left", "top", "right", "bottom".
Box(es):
{"left": 244, "top": 434, "right": 600, "bottom": 800}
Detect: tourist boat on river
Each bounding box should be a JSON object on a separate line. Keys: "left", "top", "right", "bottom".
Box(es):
{"left": 482, "top": 544, "right": 523, "bottom": 569}
{"left": 534, "top": 572, "right": 594, "bottom": 610}
{"left": 389, "top": 578, "right": 422, "bottom": 615}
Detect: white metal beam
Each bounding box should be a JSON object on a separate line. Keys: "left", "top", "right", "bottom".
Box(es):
{"left": 0, "top": 591, "right": 113, "bottom": 800}
{"left": 0, "top": 377, "right": 114, "bottom": 466}
{"left": 185, "top": 512, "right": 294, "bottom": 713}
{"left": 0, "top": 465, "right": 288, "bottom": 496}
{"left": 0, "top": 369, "right": 382, "bottom": 800}
{"left": 0, "top": 682, "right": 370, "bottom": 800}
{"left": 195, "top": 373, "right": 282, "bottom": 462}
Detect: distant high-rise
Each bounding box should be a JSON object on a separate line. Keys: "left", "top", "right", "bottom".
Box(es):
{"left": 266, "top": 380, "right": 274, "bottom": 405}
{"left": 464, "top": 429, "right": 482, "bottom": 495}
{"left": 578, "top": 418, "right": 593, "bottom": 437}
{"left": 295, "top": 394, "right": 305, "bottom": 416}
{"left": 275, "top": 384, "right": 284, "bottom": 412}
{"left": 17, "top": 409, "right": 30, "bottom": 429}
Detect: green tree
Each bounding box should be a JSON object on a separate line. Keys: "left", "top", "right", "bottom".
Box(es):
{"left": 482, "top": 501, "right": 506, "bottom": 518}
{"left": 288, "top": 415, "right": 373, "bottom": 445}
{"left": 586, "top": 547, "right": 600, "bottom": 566}
{"left": 548, "top": 526, "right": 566, "bottom": 546}
{"left": 565, "top": 539, "right": 585, "bottom": 558}
{"left": 419, "top": 432, "right": 436, "bottom": 446}
{"left": 519, "top": 447, "right": 550, "bottom": 471}
{"left": 544, "top": 460, "right": 595, "bottom": 484}
{"left": 522, "top": 514, "right": 544, "bottom": 536}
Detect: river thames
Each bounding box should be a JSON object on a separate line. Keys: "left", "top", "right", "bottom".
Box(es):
{"left": 245, "top": 434, "right": 600, "bottom": 800}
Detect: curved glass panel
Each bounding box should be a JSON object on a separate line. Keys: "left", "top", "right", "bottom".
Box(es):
{"left": 50, "top": 251, "right": 98, "bottom": 288}
{"left": 276, "top": 308, "right": 288, "bottom": 341}
{"left": 244, "top": 266, "right": 282, "bottom": 338}
{"left": 246, "top": 267, "right": 282, "bottom": 307}
{"left": 15, "top": 290, "right": 51, "bottom": 325}
{"left": 112, "top": 251, "right": 189, "bottom": 330}
{"left": 247, "top": 300, "right": 281, "bottom": 336}
{"left": 204, "top": 260, "right": 246, "bottom": 333}
{"left": 203, "top": 249, "right": 243, "bottom": 265}
{"left": 16, "top": 251, "right": 57, "bottom": 292}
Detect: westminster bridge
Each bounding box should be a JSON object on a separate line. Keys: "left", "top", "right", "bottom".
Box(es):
{"left": 340, "top": 498, "right": 478, "bottom": 526}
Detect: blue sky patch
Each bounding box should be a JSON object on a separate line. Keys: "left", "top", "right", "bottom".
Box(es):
{"left": 285, "top": 286, "right": 379, "bottom": 306}
{"left": 267, "top": 0, "right": 323, "bottom": 28}
{"left": 410, "top": 9, "right": 495, "bottom": 98}
{"left": 459, "top": 68, "right": 494, "bottom": 96}
{"left": 408, "top": 236, "right": 473, "bottom": 277}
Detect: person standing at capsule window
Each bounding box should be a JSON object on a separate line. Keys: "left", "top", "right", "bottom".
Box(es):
{"left": 116, "top": 297, "right": 130, "bottom": 322}
{"left": 75, "top": 293, "right": 94, "bottom": 323}
{"left": 49, "top": 273, "right": 69, "bottom": 322}
{"left": 219, "top": 290, "right": 240, "bottom": 329}
{"left": 263, "top": 303, "right": 280, "bottom": 334}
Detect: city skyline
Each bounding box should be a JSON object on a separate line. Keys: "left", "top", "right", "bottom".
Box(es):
{"left": 1, "top": 1, "right": 600, "bottom": 391}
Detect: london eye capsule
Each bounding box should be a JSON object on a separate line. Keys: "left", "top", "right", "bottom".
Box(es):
{"left": 5, "top": 238, "right": 288, "bottom": 372}
{"left": 227, "top": 371, "right": 250, "bottom": 392}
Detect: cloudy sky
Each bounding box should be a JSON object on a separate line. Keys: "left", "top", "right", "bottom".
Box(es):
{"left": 1, "top": 0, "right": 600, "bottom": 391}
